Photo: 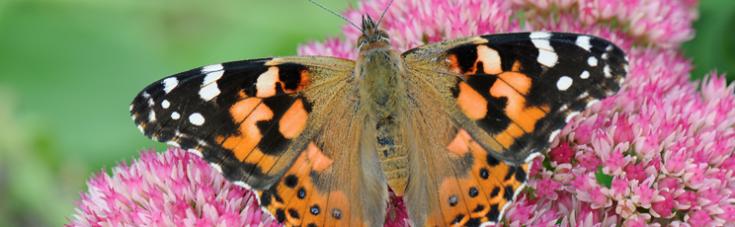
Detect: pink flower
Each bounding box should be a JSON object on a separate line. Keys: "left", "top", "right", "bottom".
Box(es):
{"left": 631, "top": 183, "right": 659, "bottom": 208}
{"left": 687, "top": 209, "right": 713, "bottom": 226}
{"left": 67, "top": 148, "right": 279, "bottom": 227}
{"left": 535, "top": 177, "right": 562, "bottom": 200}
{"left": 623, "top": 163, "right": 647, "bottom": 182}
{"left": 548, "top": 142, "right": 574, "bottom": 164}
{"left": 609, "top": 176, "right": 630, "bottom": 199}
{"left": 651, "top": 190, "right": 676, "bottom": 218}
{"left": 623, "top": 213, "right": 651, "bottom": 227}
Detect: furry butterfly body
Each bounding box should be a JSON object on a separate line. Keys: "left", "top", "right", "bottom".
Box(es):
{"left": 131, "top": 15, "right": 627, "bottom": 226}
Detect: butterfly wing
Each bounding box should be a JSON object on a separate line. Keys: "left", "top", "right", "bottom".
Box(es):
{"left": 401, "top": 32, "right": 627, "bottom": 225}
{"left": 131, "top": 56, "right": 387, "bottom": 226}
{"left": 404, "top": 32, "right": 627, "bottom": 164}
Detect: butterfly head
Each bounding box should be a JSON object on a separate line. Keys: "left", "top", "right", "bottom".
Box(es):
{"left": 357, "top": 15, "right": 390, "bottom": 51}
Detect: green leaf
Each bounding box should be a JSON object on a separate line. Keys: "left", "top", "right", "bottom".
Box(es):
{"left": 542, "top": 156, "right": 553, "bottom": 170}
{"left": 595, "top": 166, "right": 613, "bottom": 188}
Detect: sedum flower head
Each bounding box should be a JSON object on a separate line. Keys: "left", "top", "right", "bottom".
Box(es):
{"left": 68, "top": 148, "right": 279, "bottom": 227}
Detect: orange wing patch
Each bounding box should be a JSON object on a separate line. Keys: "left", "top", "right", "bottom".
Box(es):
{"left": 456, "top": 82, "right": 488, "bottom": 120}
{"left": 434, "top": 130, "right": 529, "bottom": 226}
{"left": 489, "top": 72, "right": 550, "bottom": 148}
{"left": 258, "top": 142, "right": 349, "bottom": 227}
{"left": 279, "top": 99, "right": 309, "bottom": 139}
{"left": 218, "top": 97, "right": 271, "bottom": 160}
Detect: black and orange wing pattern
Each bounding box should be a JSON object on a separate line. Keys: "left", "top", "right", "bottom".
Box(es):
{"left": 130, "top": 56, "right": 389, "bottom": 226}
{"left": 401, "top": 32, "right": 627, "bottom": 225}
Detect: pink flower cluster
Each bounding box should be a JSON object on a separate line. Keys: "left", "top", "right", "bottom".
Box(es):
{"left": 71, "top": 0, "right": 734, "bottom": 226}
{"left": 513, "top": 0, "right": 698, "bottom": 48}
{"left": 67, "top": 148, "right": 279, "bottom": 227}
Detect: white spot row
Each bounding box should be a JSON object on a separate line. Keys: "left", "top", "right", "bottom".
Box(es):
{"left": 530, "top": 32, "right": 558, "bottom": 67}
{"left": 161, "top": 100, "right": 170, "bottom": 109}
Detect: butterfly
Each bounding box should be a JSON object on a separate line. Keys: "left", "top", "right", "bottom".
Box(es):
{"left": 130, "top": 14, "right": 626, "bottom": 226}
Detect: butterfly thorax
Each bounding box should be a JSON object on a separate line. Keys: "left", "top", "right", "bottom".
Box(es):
{"left": 356, "top": 15, "right": 410, "bottom": 195}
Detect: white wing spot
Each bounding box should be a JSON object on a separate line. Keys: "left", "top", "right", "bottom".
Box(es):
{"left": 530, "top": 32, "right": 558, "bottom": 67}
{"left": 565, "top": 112, "right": 580, "bottom": 123}
{"left": 233, "top": 181, "right": 252, "bottom": 190}
{"left": 579, "top": 91, "right": 590, "bottom": 99}
{"left": 161, "top": 100, "right": 170, "bottom": 109}
{"left": 476, "top": 45, "right": 502, "bottom": 74}
{"left": 606, "top": 45, "right": 613, "bottom": 51}
{"left": 548, "top": 130, "right": 561, "bottom": 142}
{"left": 202, "top": 64, "right": 224, "bottom": 73}
{"left": 189, "top": 112, "right": 205, "bottom": 126}
{"left": 575, "top": 36, "right": 592, "bottom": 51}
{"left": 580, "top": 70, "right": 590, "bottom": 79}
{"left": 187, "top": 148, "right": 203, "bottom": 158}
{"left": 210, "top": 163, "right": 223, "bottom": 173}
{"left": 171, "top": 111, "right": 181, "bottom": 120}
{"left": 559, "top": 104, "right": 568, "bottom": 112}
{"left": 256, "top": 67, "right": 280, "bottom": 97}
{"left": 199, "top": 71, "right": 224, "bottom": 101}
{"left": 162, "top": 77, "right": 178, "bottom": 93}
{"left": 588, "top": 56, "right": 598, "bottom": 67}
{"left": 586, "top": 99, "right": 600, "bottom": 108}
{"left": 556, "top": 76, "right": 573, "bottom": 91}
{"left": 604, "top": 65, "right": 612, "bottom": 78}
{"left": 148, "top": 110, "right": 156, "bottom": 122}
{"left": 602, "top": 53, "right": 609, "bottom": 60}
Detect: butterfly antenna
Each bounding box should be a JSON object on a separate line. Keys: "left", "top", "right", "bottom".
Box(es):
{"left": 376, "top": 0, "right": 394, "bottom": 27}
{"left": 307, "top": 0, "right": 362, "bottom": 32}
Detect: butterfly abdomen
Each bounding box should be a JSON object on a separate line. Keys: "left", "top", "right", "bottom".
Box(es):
{"left": 355, "top": 43, "right": 412, "bottom": 195}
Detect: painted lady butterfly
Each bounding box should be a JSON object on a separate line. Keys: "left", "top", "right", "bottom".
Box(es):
{"left": 131, "top": 14, "right": 626, "bottom": 226}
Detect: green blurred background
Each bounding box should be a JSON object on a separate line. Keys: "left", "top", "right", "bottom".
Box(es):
{"left": 0, "top": 0, "right": 732, "bottom": 226}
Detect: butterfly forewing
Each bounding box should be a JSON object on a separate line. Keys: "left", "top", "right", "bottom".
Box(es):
{"left": 401, "top": 32, "right": 627, "bottom": 225}
{"left": 130, "top": 57, "right": 353, "bottom": 189}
